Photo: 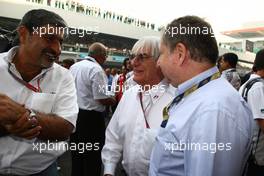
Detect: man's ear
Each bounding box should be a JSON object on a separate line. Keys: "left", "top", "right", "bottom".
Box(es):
{"left": 174, "top": 43, "right": 187, "bottom": 66}
{"left": 17, "top": 26, "right": 28, "bottom": 45}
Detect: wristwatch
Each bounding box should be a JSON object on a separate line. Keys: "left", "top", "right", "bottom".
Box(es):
{"left": 28, "top": 109, "right": 37, "bottom": 120}
{"left": 27, "top": 109, "right": 38, "bottom": 128}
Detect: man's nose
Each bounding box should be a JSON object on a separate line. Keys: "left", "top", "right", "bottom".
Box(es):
{"left": 50, "top": 40, "right": 61, "bottom": 56}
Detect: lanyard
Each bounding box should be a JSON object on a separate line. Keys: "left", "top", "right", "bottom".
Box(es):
{"left": 8, "top": 63, "right": 42, "bottom": 93}
{"left": 139, "top": 92, "right": 151, "bottom": 129}
{"left": 161, "top": 71, "right": 220, "bottom": 128}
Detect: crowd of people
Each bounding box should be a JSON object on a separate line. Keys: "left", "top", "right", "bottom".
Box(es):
{"left": 26, "top": 0, "right": 159, "bottom": 31}
{"left": 1, "top": 8, "right": 264, "bottom": 176}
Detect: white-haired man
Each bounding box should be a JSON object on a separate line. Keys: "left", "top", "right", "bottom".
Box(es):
{"left": 102, "top": 36, "right": 174, "bottom": 176}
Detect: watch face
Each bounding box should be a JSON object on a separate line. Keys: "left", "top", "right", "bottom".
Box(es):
{"left": 28, "top": 111, "right": 38, "bottom": 128}
{"left": 28, "top": 109, "right": 37, "bottom": 121}
{"left": 29, "top": 111, "right": 37, "bottom": 119}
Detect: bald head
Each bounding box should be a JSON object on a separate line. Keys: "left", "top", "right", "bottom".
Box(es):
{"left": 89, "top": 43, "right": 107, "bottom": 57}
{"left": 88, "top": 42, "right": 107, "bottom": 65}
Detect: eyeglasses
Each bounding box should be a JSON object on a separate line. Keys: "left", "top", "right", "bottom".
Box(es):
{"left": 129, "top": 53, "right": 153, "bottom": 61}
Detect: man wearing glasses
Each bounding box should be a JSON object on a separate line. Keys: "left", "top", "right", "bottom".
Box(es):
{"left": 102, "top": 36, "right": 174, "bottom": 176}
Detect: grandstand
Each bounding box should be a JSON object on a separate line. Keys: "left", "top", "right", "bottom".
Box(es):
{"left": 219, "top": 21, "right": 264, "bottom": 69}
{"left": 0, "top": 0, "right": 263, "bottom": 69}
{"left": 0, "top": 0, "right": 161, "bottom": 67}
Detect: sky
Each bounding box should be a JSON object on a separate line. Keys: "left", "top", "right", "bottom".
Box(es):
{"left": 82, "top": 0, "right": 264, "bottom": 34}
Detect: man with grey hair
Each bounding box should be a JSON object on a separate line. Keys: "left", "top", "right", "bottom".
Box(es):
{"left": 70, "top": 42, "right": 116, "bottom": 176}
{"left": 102, "top": 36, "right": 174, "bottom": 176}
{"left": 149, "top": 16, "right": 253, "bottom": 176}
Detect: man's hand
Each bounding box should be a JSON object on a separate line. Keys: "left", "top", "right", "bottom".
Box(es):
{"left": 0, "top": 94, "right": 26, "bottom": 125}
{"left": 5, "top": 111, "right": 42, "bottom": 139}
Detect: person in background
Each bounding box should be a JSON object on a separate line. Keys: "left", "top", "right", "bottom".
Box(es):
{"left": 105, "top": 68, "right": 113, "bottom": 91}
{"left": 110, "top": 67, "right": 120, "bottom": 113}
{"left": 124, "top": 57, "right": 137, "bottom": 90}
{"left": 115, "top": 65, "right": 127, "bottom": 102}
{"left": 219, "top": 52, "right": 241, "bottom": 90}
{"left": 111, "top": 68, "right": 118, "bottom": 80}
{"left": 104, "top": 67, "right": 114, "bottom": 122}
{"left": 239, "top": 49, "right": 264, "bottom": 176}
{"left": 70, "top": 42, "right": 116, "bottom": 176}
{"left": 61, "top": 58, "right": 75, "bottom": 69}
{"left": 114, "top": 58, "right": 136, "bottom": 102}
{"left": 124, "top": 57, "right": 133, "bottom": 80}
{"left": 110, "top": 68, "right": 119, "bottom": 93}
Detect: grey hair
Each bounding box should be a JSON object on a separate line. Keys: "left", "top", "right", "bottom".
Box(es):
{"left": 131, "top": 36, "right": 160, "bottom": 60}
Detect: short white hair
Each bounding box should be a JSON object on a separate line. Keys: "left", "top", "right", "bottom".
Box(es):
{"left": 131, "top": 36, "right": 160, "bottom": 60}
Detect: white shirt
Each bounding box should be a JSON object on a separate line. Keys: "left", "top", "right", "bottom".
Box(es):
{"left": 124, "top": 74, "right": 137, "bottom": 91}
{"left": 102, "top": 80, "right": 174, "bottom": 176}
{"left": 70, "top": 57, "right": 109, "bottom": 112}
{"left": 239, "top": 74, "right": 264, "bottom": 165}
{"left": 0, "top": 47, "right": 78, "bottom": 175}
{"left": 150, "top": 66, "right": 253, "bottom": 176}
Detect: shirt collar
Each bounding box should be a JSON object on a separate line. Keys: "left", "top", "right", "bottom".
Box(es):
{"left": 5, "top": 46, "right": 18, "bottom": 63}
{"left": 85, "top": 56, "right": 100, "bottom": 65}
{"left": 176, "top": 66, "right": 219, "bottom": 96}
{"left": 250, "top": 73, "right": 260, "bottom": 79}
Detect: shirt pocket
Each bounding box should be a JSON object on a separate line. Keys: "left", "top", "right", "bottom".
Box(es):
{"left": 29, "top": 93, "right": 56, "bottom": 113}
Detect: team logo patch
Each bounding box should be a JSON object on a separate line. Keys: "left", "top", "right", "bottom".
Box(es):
{"left": 261, "top": 109, "right": 264, "bottom": 114}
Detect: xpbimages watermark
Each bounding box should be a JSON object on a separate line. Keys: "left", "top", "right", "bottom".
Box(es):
{"left": 98, "top": 84, "right": 167, "bottom": 95}
{"left": 164, "top": 141, "right": 232, "bottom": 154}
{"left": 32, "top": 140, "right": 100, "bottom": 153}
{"left": 32, "top": 24, "right": 100, "bottom": 38}
{"left": 164, "top": 24, "right": 215, "bottom": 37}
